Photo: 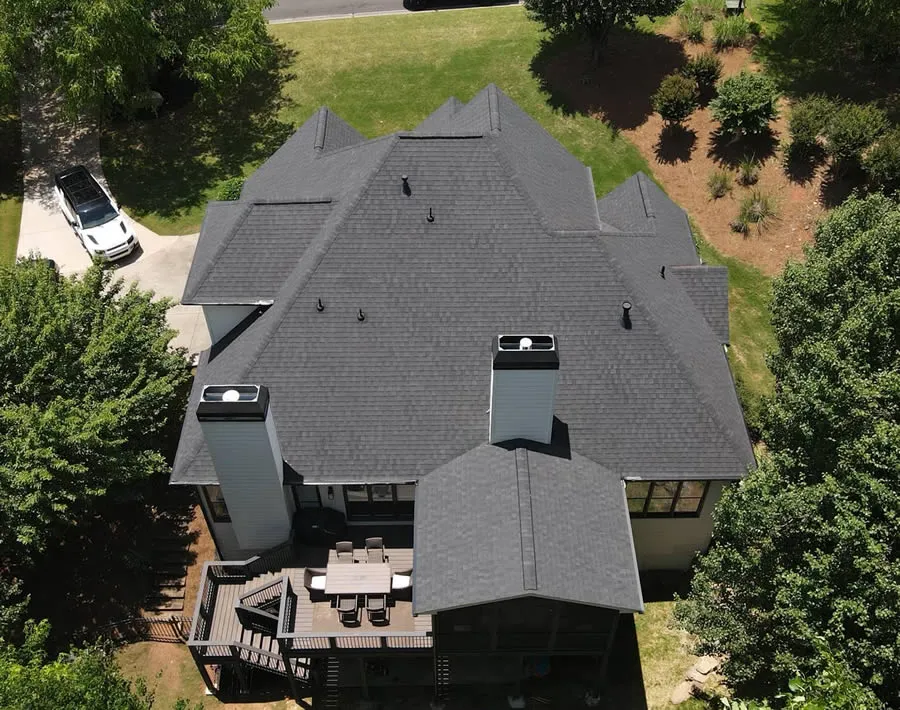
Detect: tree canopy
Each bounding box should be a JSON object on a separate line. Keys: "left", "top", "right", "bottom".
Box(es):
{"left": 524, "top": 0, "right": 680, "bottom": 61}
{"left": 0, "top": 0, "right": 274, "bottom": 115}
{"left": 0, "top": 260, "right": 190, "bottom": 636}
{"left": 674, "top": 194, "right": 900, "bottom": 705}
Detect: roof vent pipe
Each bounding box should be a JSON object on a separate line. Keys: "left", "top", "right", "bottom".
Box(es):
{"left": 660, "top": 265, "right": 666, "bottom": 278}
{"left": 316, "top": 298, "right": 325, "bottom": 312}
{"left": 426, "top": 207, "right": 434, "bottom": 223}
{"left": 401, "top": 175, "right": 411, "bottom": 196}
{"left": 357, "top": 308, "right": 366, "bottom": 322}
{"left": 622, "top": 301, "right": 632, "bottom": 330}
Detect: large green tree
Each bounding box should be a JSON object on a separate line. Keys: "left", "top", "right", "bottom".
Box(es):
{"left": 0, "top": 0, "right": 274, "bottom": 115}
{"left": 674, "top": 194, "right": 900, "bottom": 704}
{"left": 0, "top": 259, "right": 190, "bottom": 584}
{"left": 524, "top": 0, "right": 680, "bottom": 62}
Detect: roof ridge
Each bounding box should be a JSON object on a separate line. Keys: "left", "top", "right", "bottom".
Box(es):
{"left": 487, "top": 84, "right": 501, "bottom": 134}
{"left": 315, "top": 132, "right": 395, "bottom": 159}
{"left": 515, "top": 448, "right": 538, "bottom": 591}
{"left": 313, "top": 107, "right": 328, "bottom": 152}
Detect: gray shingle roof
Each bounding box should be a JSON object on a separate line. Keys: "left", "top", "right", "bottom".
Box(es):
{"left": 669, "top": 265, "right": 730, "bottom": 344}
{"left": 413, "top": 443, "right": 643, "bottom": 614}
{"left": 172, "top": 85, "right": 754, "bottom": 491}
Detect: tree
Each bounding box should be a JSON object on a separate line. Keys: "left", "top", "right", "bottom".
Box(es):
{"left": 652, "top": 73, "right": 699, "bottom": 124}
{"left": 0, "top": 0, "right": 274, "bottom": 116}
{"left": 524, "top": 0, "right": 681, "bottom": 63}
{"left": 0, "top": 620, "right": 201, "bottom": 709}
{"left": 823, "top": 103, "right": 887, "bottom": 168}
{"left": 709, "top": 71, "right": 779, "bottom": 136}
{"left": 0, "top": 259, "right": 190, "bottom": 569}
{"left": 674, "top": 194, "right": 900, "bottom": 705}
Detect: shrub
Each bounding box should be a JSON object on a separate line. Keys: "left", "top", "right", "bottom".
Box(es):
{"left": 712, "top": 15, "right": 750, "bottom": 50}
{"left": 739, "top": 189, "right": 778, "bottom": 231}
{"left": 680, "top": 0, "right": 725, "bottom": 21}
{"left": 710, "top": 71, "right": 779, "bottom": 136}
{"left": 652, "top": 73, "right": 700, "bottom": 125}
{"left": 788, "top": 95, "right": 836, "bottom": 155}
{"left": 824, "top": 103, "right": 888, "bottom": 165}
{"left": 681, "top": 52, "right": 723, "bottom": 93}
{"left": 216, "top": 176, "right": 245, "bottom": 201}
{"left": 707, "top": 169, "right": 733, "bottom": 198}
{"left": 737, "top": 155, "right": 760, "bottom": 185}
{"left": 678, "top": 12, "right": 705, "bottom": 42}
{"left": 863, "top": 127, "right": 900, "bottom": 192}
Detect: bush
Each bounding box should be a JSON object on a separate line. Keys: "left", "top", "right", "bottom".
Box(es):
{"left": 652, "top": 73, "right": 700, "bottom": 125}
{"left": 788, "top": 94, "right": 836, "bottom": 151}
{"left": 678, "top": 12, "right": 705, "bottom": 42}
{"left": 710, "top": 71, "right": 779, "bottom": 136}
{"left": 707, "top": 169, "right": 733, "bottom": 198}
{"left": 739, "top": 189, "right": 778, "bottom": 231}
{"left": 737, "top": 155, "right": 760, "bottom": 185}
{"left": 712, "top": 15, "right": 750, "bottom": 50}
{"left": 824, "top": 103, "right": 888, "bottom": 165}
{"left": 863, "top": 127, "right": 900, "bottom": 192}
{"left": 216, "top": 176, "right": 245, "bottom": 201}
{"left": 681, "top": 52, "right": 723, "bottom": 93}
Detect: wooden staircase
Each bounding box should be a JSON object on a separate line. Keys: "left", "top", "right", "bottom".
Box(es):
{"left": 322, "top": 657, "right": 341, "bottom": 710}
{"left": 435, "top": 655, "right": 451, "bottom": 704}
{"left": 143, "top": 536, "right": 191, "bottom": 613}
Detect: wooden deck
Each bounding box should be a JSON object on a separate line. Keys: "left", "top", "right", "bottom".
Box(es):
{"left": 203, "top": 542, "right": 430, "bottom": 647}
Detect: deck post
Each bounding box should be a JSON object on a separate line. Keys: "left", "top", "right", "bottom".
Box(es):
{"left": 232, "top": 647, "right": 250, "bottom": 694}
{"left": 597, "top": 613, "right": 620, "bottom": 681}
{"left": 359, "top": 657, "right": 369, "bottom": 699}
{"left": 281, "top": 643, "right": 302, "bottom": 703}
{"left": 189, "top": 647, "right": 217, "bottom": 696}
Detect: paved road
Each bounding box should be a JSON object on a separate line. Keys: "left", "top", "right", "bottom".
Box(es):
{"left": 266, "top": 0, "right": 407, "bottom": 21}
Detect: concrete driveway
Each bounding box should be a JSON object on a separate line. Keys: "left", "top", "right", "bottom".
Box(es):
{"left": 17, "top": 87, "right": 209, "bottom": 355}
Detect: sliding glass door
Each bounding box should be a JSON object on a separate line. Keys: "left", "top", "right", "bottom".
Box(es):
{"left": 343, "top": 483, "right": 415, "bottom": 521}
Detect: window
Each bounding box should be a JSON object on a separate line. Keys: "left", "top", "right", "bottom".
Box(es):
{"left": 343, "top": 484, "right": 415, "bottom": 521}
{"left": 202, "top": 485, "right": 230, "bottom": 523}
{"left": 626, "top": 480, "right": 709, "bottom": 518}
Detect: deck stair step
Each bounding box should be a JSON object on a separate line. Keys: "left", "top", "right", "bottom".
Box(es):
{"left": 435, "top": 655, "right": 451, "bottom": 702}
{"left": 144, "top": 596, "right": 184, "bottom": 612}
{"left": 323, "top": 658, "right": 341, "bottom": 709}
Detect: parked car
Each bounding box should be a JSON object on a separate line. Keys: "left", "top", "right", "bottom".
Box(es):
{"left": 53, "top": 165, "right": 139, "bottom": 261}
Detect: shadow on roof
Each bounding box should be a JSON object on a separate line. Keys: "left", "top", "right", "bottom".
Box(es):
{"left": 495, "top": 417, "right": 572, "bottom": 460}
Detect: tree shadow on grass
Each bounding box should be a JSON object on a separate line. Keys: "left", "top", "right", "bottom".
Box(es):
{"left": 24, "top": 477, "right": 199, "bottom": 655}
{"left": 655, "top": 124, "right": 697, "bottom": 164}
{"left": 754, "top": 0, "right": 900, "bottom": 103}
{"left": 782, "top": 143, "right": 825, "bottom": 185}
{"left": 529, "top": 28, "right": 687, "bottom": 130}
{"left": 100, "top": 38, "right": 297, "bottom": 226}
{"left": 708, "top": 127, "right": 778, "bottom": 167}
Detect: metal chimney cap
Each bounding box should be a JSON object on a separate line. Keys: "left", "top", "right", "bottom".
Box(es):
{"left": 197, "top": 384, "right": 270, "bottom": 421}
{"left": 493, "top": 335, "right": 559, "bottom": 370}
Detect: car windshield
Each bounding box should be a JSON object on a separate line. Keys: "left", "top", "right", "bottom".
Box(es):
{"left": 78, "top": 202, "right": 118, "bottom": 229}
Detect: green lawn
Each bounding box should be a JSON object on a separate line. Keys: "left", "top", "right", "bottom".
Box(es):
{"left": 0, "top": 110, "right": 22, "bottom": 264}
{"left": 101, "top": 5, "right": 649, "bottom": 235}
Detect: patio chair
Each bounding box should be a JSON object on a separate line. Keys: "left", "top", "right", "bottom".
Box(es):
{"left": 337, "top": 595, "right": 359, "bottom": 625}
{"left": 366, "top": 594, "right": 388, "bottom": 624}
{"left": 303, "top": 567, "right": 327, "bottom": 600}
{"left": 365, "top": 537, "right": 386, "bottom": 563}
{"left": 335, "top": 541, "right": 354, "bottom": 563}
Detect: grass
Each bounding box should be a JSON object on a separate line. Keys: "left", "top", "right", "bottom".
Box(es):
{"left": 635, "top": 601, "right": 718, "bottom": 709}
{"left": 102, "top": 6, "right": 649, "bottom": 235}
{"left": 0, "top": 110, "right": 23, "bottom": 264}
{"left": 116, "top": 642, "right": 297, "bottom": 709}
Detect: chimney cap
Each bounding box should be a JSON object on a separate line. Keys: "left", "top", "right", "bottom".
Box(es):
{"left": 492, "top": 334, "right": 559, "bottom": 370}
{"left": 197, "top": 384, "right": 270, "bottom": 421}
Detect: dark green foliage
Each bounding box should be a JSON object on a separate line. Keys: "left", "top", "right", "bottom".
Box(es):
{"left": 0, "top": 0, "right": 275, "bottom": 116}
{"left": 710, "top": 71, "right": 779, "bottom": 136}
{"left": 788, "top": 95, "right": 836, "bottom": 151}
{"left": 675, "top": 194, "right": 900, "bottom": 706}
{"left": 863, "top": 128, "right": 900, "bottom": 193}
{"left": 681, "top": 52, "right": 723, "bottom": 93}
{"left": 652, "top": 73, "right": 700, "bottom": 124}
{"left": 216, "top": 176, "right": 245, "bottom": 201}
{"left": 823, "top": 103, "right": 888, "bottom": 165}
{"left": 679, "top": 0, "right": 725, "bottom": 21}
{"left": 0, "top": 259, "right": 190, "bottom": 566}
{"left": 712, "top": 14, "right": 750, "bottom": 50}
{"left": 524, "top": 0, "right": 681, "bottom": 61}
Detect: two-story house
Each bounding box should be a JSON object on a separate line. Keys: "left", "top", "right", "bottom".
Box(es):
{"left": 170, "top": 85, "right": 755, "bottom": 706}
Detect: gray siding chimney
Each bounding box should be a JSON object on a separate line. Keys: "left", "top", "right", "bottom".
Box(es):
{"left": 489, "top": 335, "right": 559, "bottom": 445}
{"left": 197, "top": 385, "right": 291, "bottom": 551}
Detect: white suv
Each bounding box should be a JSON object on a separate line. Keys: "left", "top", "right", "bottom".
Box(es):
{"left": 54, "top": 166, "right": 139, "bottom": 261}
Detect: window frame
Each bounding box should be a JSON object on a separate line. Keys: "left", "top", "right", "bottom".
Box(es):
{"left": 343, "top": 483, "right": 415, "bottom": 521}
{"left": 626, "top": 480, "right": 710, "bottom": 518}
{"left": 202, "top": 485, "right": 231, "bottom": 523}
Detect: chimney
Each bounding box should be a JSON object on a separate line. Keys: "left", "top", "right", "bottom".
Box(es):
{"left": 197, "top": 385, "right": 291, "bottom": 552}
{"left": 489, "top": 335, "right": 559, "bottom": 445}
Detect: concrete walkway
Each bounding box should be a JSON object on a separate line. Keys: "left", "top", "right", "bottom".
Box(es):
{"left": 17, "top": 86, "right": 209, "bottom": 355}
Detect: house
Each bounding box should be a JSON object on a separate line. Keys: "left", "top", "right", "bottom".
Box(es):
{"left": 171, "top": 85, "right": 755, "bottom": 705}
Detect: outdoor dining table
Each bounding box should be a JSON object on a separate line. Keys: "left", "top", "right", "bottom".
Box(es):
{"left": 324, "top": 561, "right": 392, "bottom": 596}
